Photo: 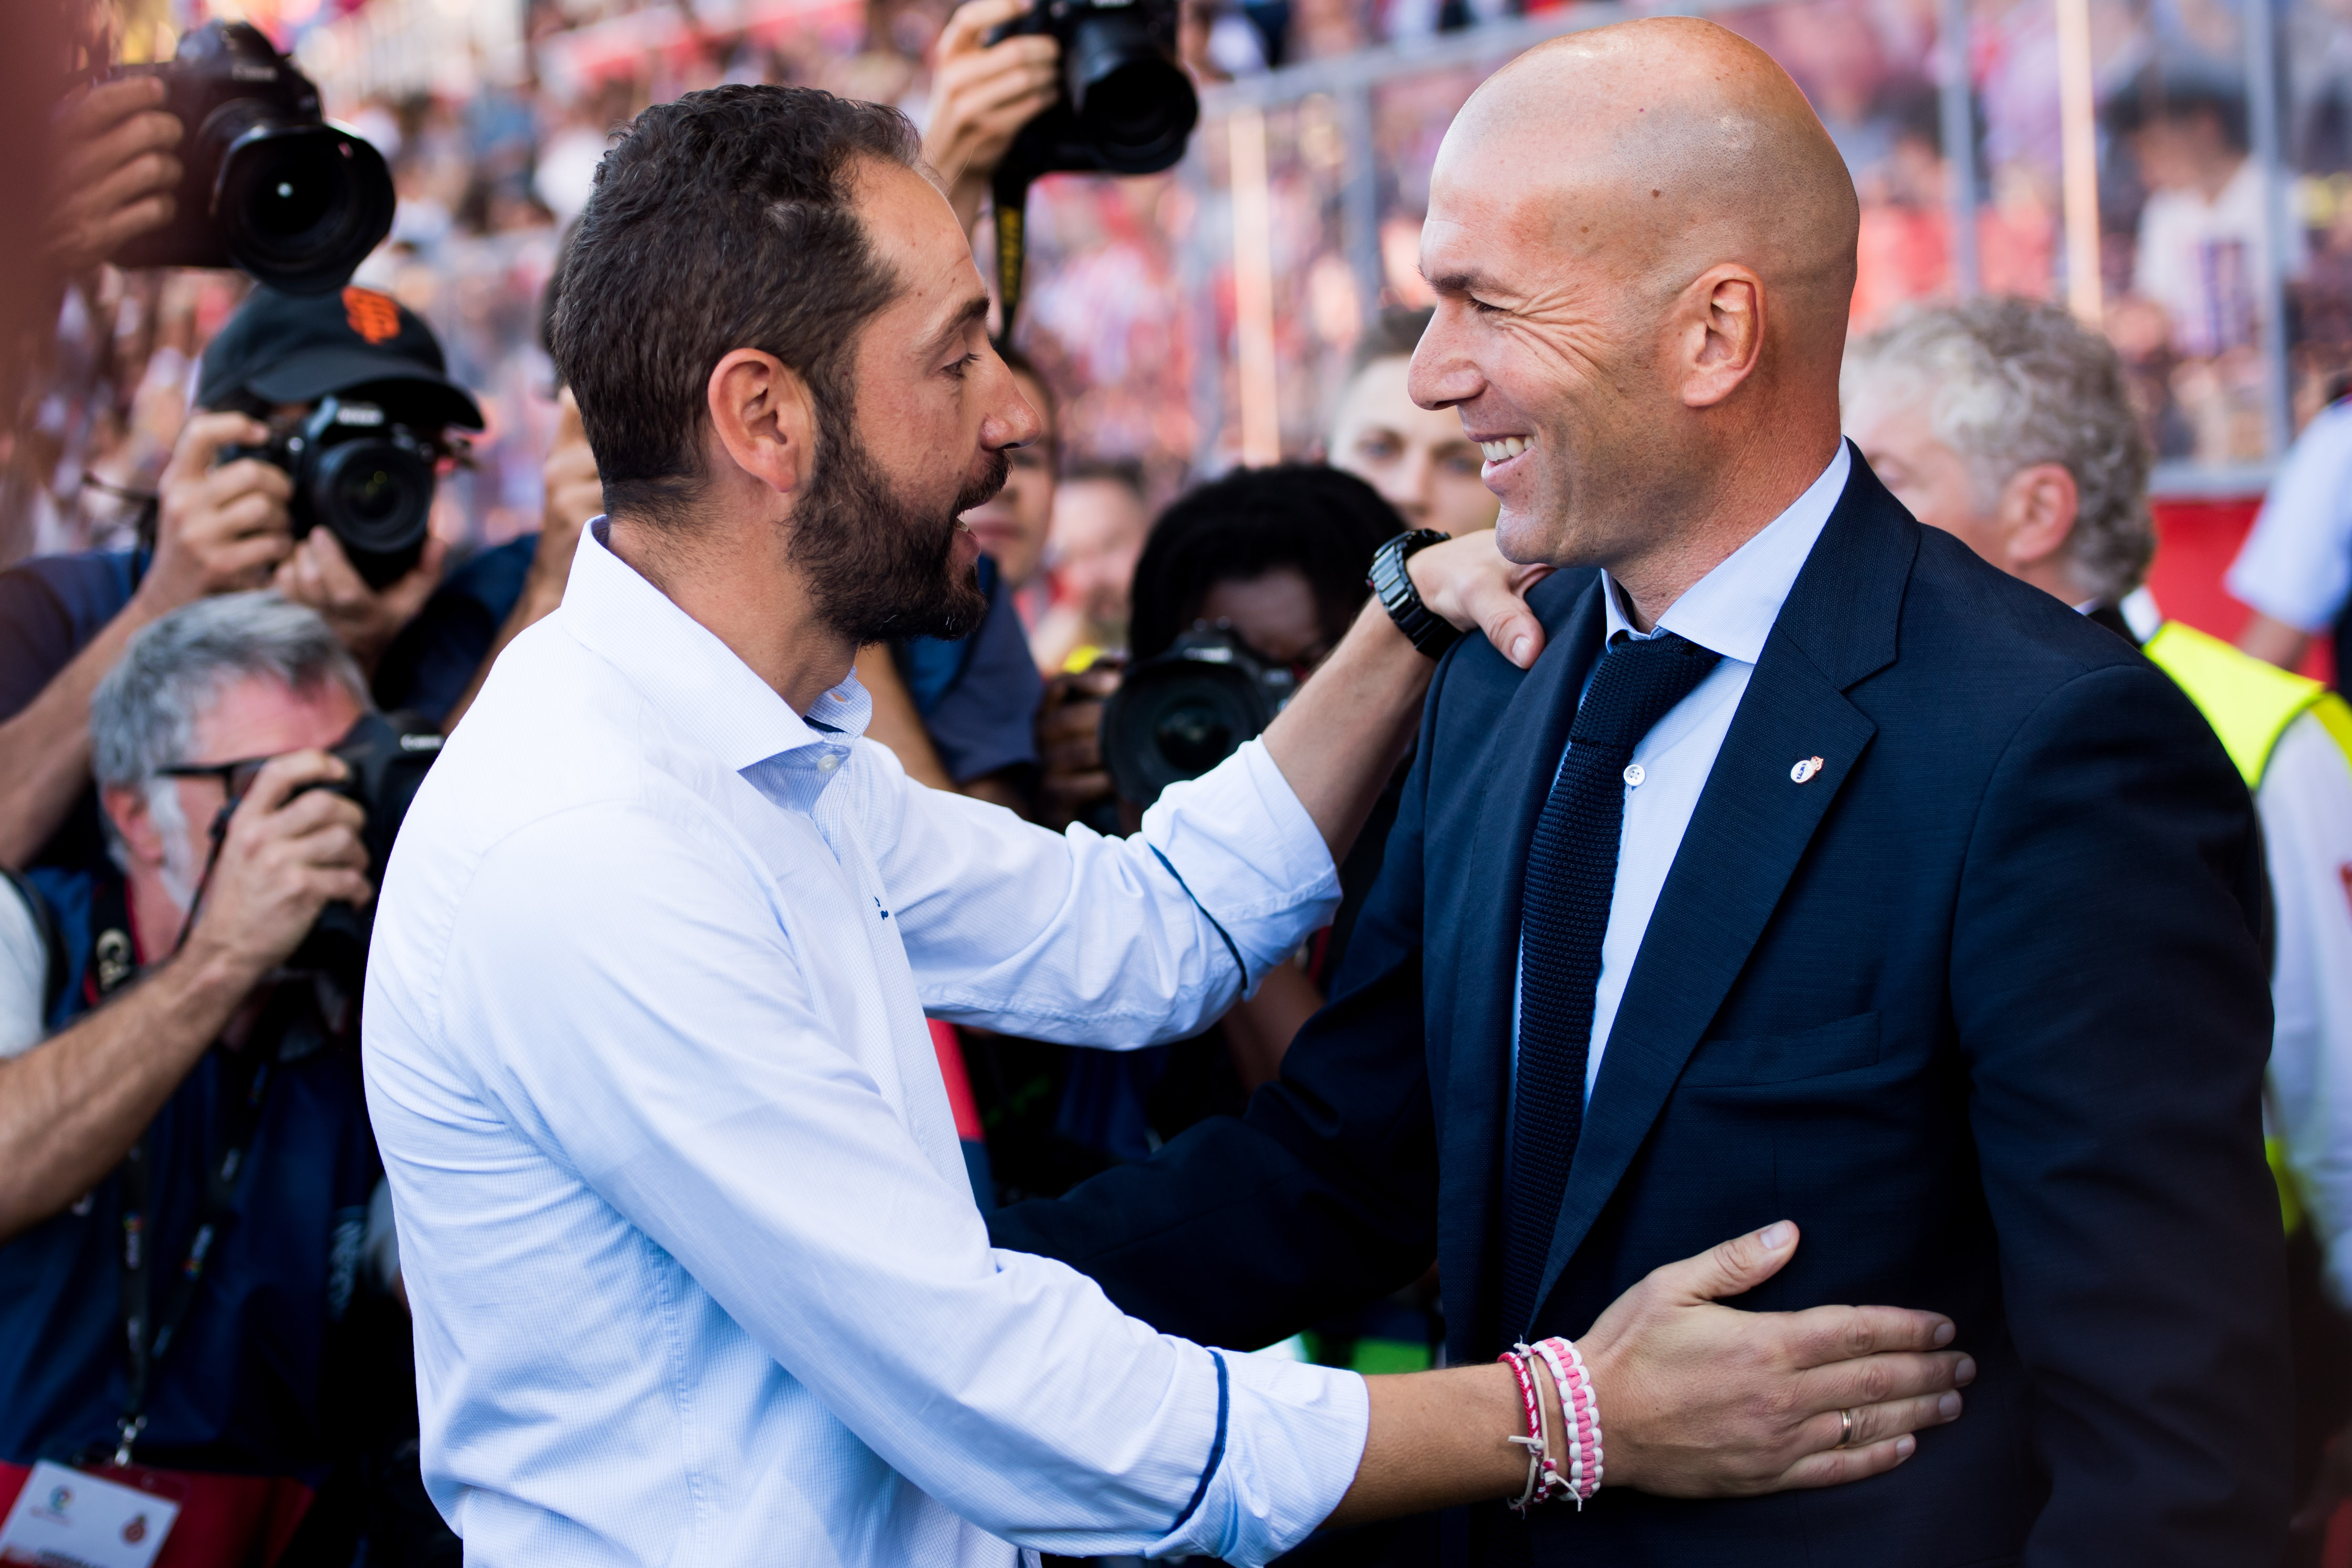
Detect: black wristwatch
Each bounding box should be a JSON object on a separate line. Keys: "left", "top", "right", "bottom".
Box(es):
{"left": 1369, "top": 528, "right": 1462, "bottom": 659}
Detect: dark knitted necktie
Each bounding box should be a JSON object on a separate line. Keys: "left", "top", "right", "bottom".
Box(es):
{"left": 1501, "top": 629, "right": 1721, "bottom": 1337}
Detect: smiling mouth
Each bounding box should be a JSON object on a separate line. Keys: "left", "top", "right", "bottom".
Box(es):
{"left": 1478, "top": 435, "right": 1532, "bottom": 463}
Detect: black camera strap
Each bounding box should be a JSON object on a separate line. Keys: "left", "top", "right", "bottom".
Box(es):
{"left": 83, "top": 864, "right": 278, "bottom": 1469}
{"left": 113, "top": 1044, "right": 275, "bottom": 1467}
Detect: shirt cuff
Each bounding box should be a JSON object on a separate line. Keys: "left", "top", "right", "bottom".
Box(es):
{"left": 1148, "top": 1351, "right": 1369, "bottom": 1566}
{"left": 1140, "top": 738, "right": 1342, "bottom": 994}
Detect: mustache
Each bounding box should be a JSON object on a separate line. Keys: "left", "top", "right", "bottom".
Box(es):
{"left": 955, "top": 449, "right": 1013, "bottom": 518}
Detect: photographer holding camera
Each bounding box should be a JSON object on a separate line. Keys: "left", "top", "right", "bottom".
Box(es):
{"left": 0, "top": 592, "right": 444, "bottom": 1566}
{"left": 0, "top": 285, "right": 484, "bottom": 876}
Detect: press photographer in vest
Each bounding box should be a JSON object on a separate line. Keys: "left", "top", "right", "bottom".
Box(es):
{"left": 0, "top": 594, "right": 446, "bottom": 1564}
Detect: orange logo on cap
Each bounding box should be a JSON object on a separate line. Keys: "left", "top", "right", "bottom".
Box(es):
{"left": 342, "top": 287, "right": 401, "bottom": 346}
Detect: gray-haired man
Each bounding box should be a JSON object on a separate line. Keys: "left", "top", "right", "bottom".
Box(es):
{"left": 1844, "top": 293, "right": 2352, "bottom": 1542}
{"left": 0, "top": 592, "right": 422, "bottom": 1563}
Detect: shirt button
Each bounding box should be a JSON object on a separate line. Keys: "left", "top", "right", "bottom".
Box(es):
{"left": 1623, "top": 763, "right": 1646, "bottom": 788}
{"left": 818, "top": 754, "right": 841, "bottom": 774}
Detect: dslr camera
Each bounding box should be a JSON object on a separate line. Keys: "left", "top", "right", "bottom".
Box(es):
{"left": 985, "top": 0, "right": 1199, "bottom": 327}
{"left": 215, "top": 710, "right": 441, "bottom": 992}
{"left": 224, "top": 397, "right": 439, "bottom": 589}
{"left": 108, "top": 20, "right": 395, "bottom": 295}
{"left": 1101, "top": 626, "right": 1298, "bottom": 807}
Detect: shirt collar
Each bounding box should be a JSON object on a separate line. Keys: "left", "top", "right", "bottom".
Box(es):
{"left": 1600, "top": 441, "right": 1852, "bottom": 664}
{"left": 555, "top": 518, "right": 873, "bottom": 771}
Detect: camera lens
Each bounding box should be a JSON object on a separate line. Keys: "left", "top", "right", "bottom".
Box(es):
{"left": 215, "top": 124, "right": 395, "bottom": 295}
{"left": 1153, "top": 701, "right": 1236, "bottom": 777}
{"left": 1064, "top": 14, "right": 1199, "bottom": 172}
{"left": 309, "top": 434, "right": 435, "bottom": 588}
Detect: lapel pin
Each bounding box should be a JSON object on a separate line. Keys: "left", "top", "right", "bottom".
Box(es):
{"left": 1790, "top": 755, "right": 1825, "bottom": 784}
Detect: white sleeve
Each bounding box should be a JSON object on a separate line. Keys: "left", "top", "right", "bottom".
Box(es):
{"left": 440, "top": 807, "right": 1367, "bottom": 1563}
{"left": 875, "top": 737, "right": 1342, "bottom": 1046}
{"left": 0, "top": 876, "right": 49, "bottom": 1061}
{"left": 2256, "top": 709, "right": 2352, "bottom": 1306}
{"left": 2228, "top": 404, "right": 2352, "bottom": 633}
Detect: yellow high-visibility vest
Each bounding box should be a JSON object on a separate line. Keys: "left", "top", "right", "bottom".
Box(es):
{"left": 2139, "top": 618, "right": 2352, "bottom": 1235}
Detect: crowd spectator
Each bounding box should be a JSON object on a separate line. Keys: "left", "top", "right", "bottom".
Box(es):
{"left": 982, "top": 466, "right": 1407, "bottom": 1197}
{"left": 2113, "top": 69, "right": 2303, "bottom": 367}
{"left": 1843, "top": 295, "right": 2352, "bottom": 1557}
{"left": 0, "top": 592, "right": 454, "bottom": 1563}
{"left": 1324, "top": 306, "right": 1498, "bottom": 537}
{"left": 1030, "top": 458, "right": 1152, "bottom": 673}
{"left": 961, "top": 343, "right": 1061, "bottom": 630}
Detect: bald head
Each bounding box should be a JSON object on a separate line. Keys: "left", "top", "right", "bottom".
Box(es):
{"left": 1410, "top": 18, "right": 1860, "bottom": 619}
{"left": 1445, "top": 18, "right": 1856, "bottom": 351}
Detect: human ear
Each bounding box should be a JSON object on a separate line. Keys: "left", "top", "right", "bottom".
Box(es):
{"left": 102, "top": 783, "right": 165, "bottom": 873}
{"left": 1994, "top": 462, "right": 2081, "bottom": 569}
{"left": 1678, "top": 266, "right": 1765, "bottom": 410}
{"left": 705, "top": 348, "right": 818, "bottom": 499}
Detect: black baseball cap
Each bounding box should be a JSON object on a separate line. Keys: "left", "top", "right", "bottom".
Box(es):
{"left": 196, "top": 285, "right": 485, "bottom": 431}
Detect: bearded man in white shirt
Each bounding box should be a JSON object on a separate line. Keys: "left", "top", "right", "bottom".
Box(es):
{"left": 362, "top": 84, "right": 1972, "bottom": 1567}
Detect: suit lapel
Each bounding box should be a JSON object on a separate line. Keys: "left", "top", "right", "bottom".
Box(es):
{"left": 1438, "top": 578, "right": 1609, "bottom": 1354}
{"left": 1528, "top": 455, "right": 1921, "bottom": 1322}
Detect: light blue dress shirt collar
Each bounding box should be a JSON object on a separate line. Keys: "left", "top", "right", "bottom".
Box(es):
{"left": 1516, "top": 441, "right": 1852, "bottom": 1116}
{"left": 1596, "top": 440, "right": 1852, "bottom": 659}
{"left": 566, "top": 516, "right": 874, "bottom": 774}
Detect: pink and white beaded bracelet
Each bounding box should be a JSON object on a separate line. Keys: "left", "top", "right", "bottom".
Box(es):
{"left": 1527, "top": 1336, "right": 1603, "bottom": 1508}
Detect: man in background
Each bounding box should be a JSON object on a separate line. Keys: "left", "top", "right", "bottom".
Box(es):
{"left": 1326, "top": 306, "right": 1500, "bottom": 537}
{"left": 1844, "top": 293, "right": 2350, "bottom": 1562}
{"left": 2114, "top": 67, "right": 2305, "bottom": 364}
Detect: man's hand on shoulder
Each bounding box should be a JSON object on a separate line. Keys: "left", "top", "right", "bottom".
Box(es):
{"left": 1584, "top": 1221, "right": 1971, "bottom": 1496}
{"left": 1405, "top": 528, "right": 1552, "bottom": 670}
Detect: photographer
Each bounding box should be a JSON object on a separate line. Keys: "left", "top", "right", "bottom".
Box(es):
{"left": 999, "top": 468, "right": 1427, "bottom": 1196}
{"left": 0, "top": 593, "right": 430, "bottom": 1563}
{"left": 0, "top": 285, "right": 484, "bottom": 874}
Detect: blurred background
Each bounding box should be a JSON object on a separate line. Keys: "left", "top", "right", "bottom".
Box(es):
{"left": 14, "top": 0, "right": 2348, "bottom": 681}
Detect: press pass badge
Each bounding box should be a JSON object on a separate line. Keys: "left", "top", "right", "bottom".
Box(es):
{"left": 0, "top": 1459, "right": 179, "bottom": 1568}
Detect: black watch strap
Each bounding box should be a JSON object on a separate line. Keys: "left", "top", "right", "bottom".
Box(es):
{"left": 1370, "top": 528, "right": 1464, "bottom": 659}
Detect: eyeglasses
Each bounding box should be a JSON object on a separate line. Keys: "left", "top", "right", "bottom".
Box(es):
{"left": 156, "top": 755, "right": 278, "bottom": 808}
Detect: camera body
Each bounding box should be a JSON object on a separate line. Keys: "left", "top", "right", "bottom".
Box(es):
{"left": 224, "top": 398, "right": 438, "bottom": 589}
{"left": 108, "top": 20, "right": 394, "bottom": 295}
{"left": 1101, "top": 626, "right": 1298, "bottom": 807}
{"left": 989, "top": 0, "right": 1200, "bottom": 181}
{"left": 985, "top": 0, "right": 1198, "bottom": 328}
{"left": 280, "top": 710, "right": 442, "bottom": 987}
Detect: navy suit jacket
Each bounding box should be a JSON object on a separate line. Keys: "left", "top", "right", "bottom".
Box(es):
{"left": 990, "top": 452, "right": 2290, "bottom": 1565}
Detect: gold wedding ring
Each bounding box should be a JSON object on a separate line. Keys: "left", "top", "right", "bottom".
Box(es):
{"left": 1835, "top": 1407, "right": 1859, "bottom": 1448}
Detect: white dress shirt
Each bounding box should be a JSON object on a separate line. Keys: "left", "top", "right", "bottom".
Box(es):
{"left": 2228, "top": 396, "right": 2352, "bottom": 635}
{"left": 362, "top": 522, "right": 1368, "bottom": 1568}
{"left": 1518, "top": 444, "right": 1851, "bottom": 1097}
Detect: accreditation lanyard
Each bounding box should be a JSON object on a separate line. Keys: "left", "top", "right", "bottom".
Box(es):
{"left": 112, "top": 1045, "right": 275, "bottom": 1467}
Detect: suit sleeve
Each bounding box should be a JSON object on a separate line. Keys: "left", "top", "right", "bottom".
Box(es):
{"left": 1953, "top": 660, "right": 2290, "bottom": 1566}
{"left": 984, "top": 654, "right": 1454, "bottom": 1351}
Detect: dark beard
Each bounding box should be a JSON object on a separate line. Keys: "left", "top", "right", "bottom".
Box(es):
{"left": 789, "top": 417, "right": 1004, "bottom": 645}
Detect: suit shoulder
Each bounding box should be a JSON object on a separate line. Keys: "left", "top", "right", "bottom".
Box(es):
{"left": 1897, "top": 525, "right": 2146, "bottom": 684}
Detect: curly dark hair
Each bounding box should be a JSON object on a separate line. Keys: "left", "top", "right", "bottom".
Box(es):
{"left": 549, "top": 85, "right": 919, "bottom": 526}
{"left": 1128, "top": 465, "right": 1407, "bottom": 662}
